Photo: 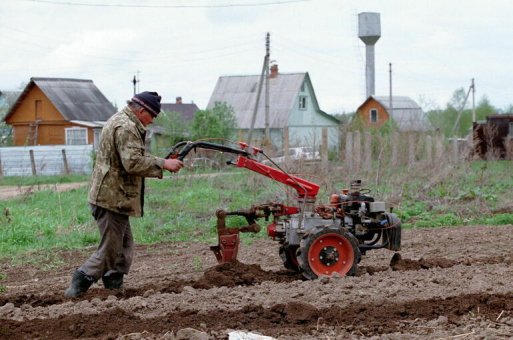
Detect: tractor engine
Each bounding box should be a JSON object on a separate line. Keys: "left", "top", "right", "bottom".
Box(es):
{"left": 267, "top": 180, "right": 401, "bottom": 279}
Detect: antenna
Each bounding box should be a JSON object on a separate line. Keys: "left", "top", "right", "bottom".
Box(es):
{"left": 132, "top": 72, "right": 140, "bottom": 95}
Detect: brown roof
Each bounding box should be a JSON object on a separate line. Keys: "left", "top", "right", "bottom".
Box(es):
{"left": 4, "top": 77, "right": 116, "bottom": 122}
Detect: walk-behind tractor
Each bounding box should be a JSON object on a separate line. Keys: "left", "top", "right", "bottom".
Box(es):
{"left": 167, "top": 141, "right": 401, "bottom": 280}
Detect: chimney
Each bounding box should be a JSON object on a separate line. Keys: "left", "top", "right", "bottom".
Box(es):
{"left": 176, "top": 96, "right": 182, "bottom": 104}
{"left": 270, "top": 64, "right": 278, "bottom": 78}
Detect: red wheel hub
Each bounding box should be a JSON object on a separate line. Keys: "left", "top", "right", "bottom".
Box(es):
{"left": 307, "top": 233, "right": 355, "bottom": 277}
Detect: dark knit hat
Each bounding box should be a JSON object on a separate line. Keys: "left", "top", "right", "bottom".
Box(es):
{"left": 132, "top": 91, "right": 162, "bottom": 117}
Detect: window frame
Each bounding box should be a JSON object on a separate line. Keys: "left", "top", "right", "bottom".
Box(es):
{"left": 65, "top": 126, "right": 88, "bottom": 145}
{"left": 370, "top": 108, "right": 378, "bottom": 123}
{"left": 298, "top": 95, "right": 307, "bottom": 110}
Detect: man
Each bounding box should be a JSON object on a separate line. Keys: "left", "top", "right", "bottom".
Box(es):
{"left": 64, "top": 91, "right": 184, "bottom": 297}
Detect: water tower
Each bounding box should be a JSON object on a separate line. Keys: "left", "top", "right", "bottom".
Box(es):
{"left": 358, "top": 12, "right": 381, "bottom": 98}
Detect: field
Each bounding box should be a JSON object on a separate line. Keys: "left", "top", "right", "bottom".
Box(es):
{"left": 0, "top": 160, "right": 512, "bottom": 339}
{"left": 1, "top": 225, "right": 513, "bottom": 339}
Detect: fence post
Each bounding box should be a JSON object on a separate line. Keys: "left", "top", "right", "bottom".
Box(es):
{"left": 408, "top": 133, "right": 415, "bottom": 167}
{"left": 321, "top": 128, "right": 328, "bottom": 170}
{"left": 452, "top": 138, "right": 459, "bottom": 162}
{"left": 426, "top": 135, "right": 433, "bottom": 164}
{"left": 391, "top": 132, "right": 399, "bottom": 166}
{"left": 283, "top": 126, "right": 290, "bottom": 163}
{"left": 62, "top": 149, "right": 70, "bottom": 174}
{"left": 435, "top": 134, "right": 444, "bottom": 161}
{"left": 354, "top": 130, "right": 361, "bottom": 172}
{"left": 363, "top": 132, "right": 372, "bottom": 170}
{"left": 345, "top": 132, "right": 353, "bottom": 171}
{"left": 29, "top": 149, "right": 37, "bottom": 176}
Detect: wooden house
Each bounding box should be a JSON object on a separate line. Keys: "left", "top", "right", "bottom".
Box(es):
{"left": 473, "top": 114, "right": 513, "bottom": 159}
{"left": 356, "top": 95, "right": 430, "bottom": 131}
{"left": 207, "top": 64, "right": 340, "bottom": 149}
{"left": 3, "top": 77, "right": 116, "bottom": 146}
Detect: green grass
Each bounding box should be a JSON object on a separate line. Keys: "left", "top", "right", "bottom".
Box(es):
{"left": 0, "top": 174, "right": 89, "bottom": 186}
{"left": 0, "top": 161, "right": 511, "bottom": 264}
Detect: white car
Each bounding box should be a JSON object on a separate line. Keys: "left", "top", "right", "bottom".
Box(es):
{"left": 263, "top": 146, "right": 320, "bottom": 164}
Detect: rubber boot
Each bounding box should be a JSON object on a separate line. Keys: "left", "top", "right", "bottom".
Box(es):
{"left": 64, "top": 269, "right": 95, "bottom": 298}
{"left": 102, "top": 272, "right": 124, "bottom": 290}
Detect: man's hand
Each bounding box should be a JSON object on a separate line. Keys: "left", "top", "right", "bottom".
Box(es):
{"left": 163, "top": 158, "right": 184, "bottom": 173}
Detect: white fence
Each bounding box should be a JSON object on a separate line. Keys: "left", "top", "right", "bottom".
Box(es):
{"left": 0, "top": 145, "right": 93, "bottom": 176}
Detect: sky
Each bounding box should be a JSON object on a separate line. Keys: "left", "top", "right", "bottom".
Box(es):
{"left": 1, "top": 0, "right": 512, "bottom": 114}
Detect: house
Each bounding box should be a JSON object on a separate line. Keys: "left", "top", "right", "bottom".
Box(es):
{"left": 356, "top": 95, "right": 430, "bottom": 131}
{"left": 147, "top": 96, "right": 200, "bottom": 152}
{"left": 3, "top": 77, "right": 116, "bottom": 147}
{"left": 473, "top": 114, "right": 513, "bottom": 159}
{"left": 160, "top": 96, "right": 199, "bottom": 123}
{"left": 207, "top": 64, "right": 340, "bottom": 149}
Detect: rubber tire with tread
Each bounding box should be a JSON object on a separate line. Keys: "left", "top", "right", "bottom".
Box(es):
{"left": 297, "top": 226, "right": 361, "bottom": 280}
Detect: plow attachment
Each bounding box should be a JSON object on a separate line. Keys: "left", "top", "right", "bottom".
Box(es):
{"left": 210, "top": 208, "right": 262, "bottom": 263}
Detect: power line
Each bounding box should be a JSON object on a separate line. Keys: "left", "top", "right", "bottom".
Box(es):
{"left": 25, "top": 0, "right": 310, "bottom": 8}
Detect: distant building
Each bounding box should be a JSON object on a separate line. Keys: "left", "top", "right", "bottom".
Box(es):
{"left": 207, "top": 64, "right": 340, "bottom": 149}
{"left": 3, "top": 77, "right": 115, "bottom": 147}
{"left": 148, "top": 96, "right": 200, "bottom": 151}
{"left": 160, "top": 96, "right": 199, "bottom": 123}
{"left": 473, "top": 114, "right": 513, "bottom": 159}
{"left": 356, "top": 95, "right": 431, "bottom": 132}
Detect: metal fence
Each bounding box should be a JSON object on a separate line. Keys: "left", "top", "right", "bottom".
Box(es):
{"left": 0, "top": 145, "right": 93, "bottom": 176}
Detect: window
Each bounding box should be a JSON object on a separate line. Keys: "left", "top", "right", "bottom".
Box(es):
{"left": 509, "top": 122, "right": 513, "bottom": 137}
{"left": 370, "top": 108, "right": 378, "bottom": 123}
{"left": 65, "top": 127, "right": 87, "bottom": 145}
{"left": 35, "top": 100, "right": 43, "bottom": 120}
{"left": 299, "top": 95, "right": 307, "bottom": 110}
{"left": 93, "top": 128, "right": 102, "bottom": 149}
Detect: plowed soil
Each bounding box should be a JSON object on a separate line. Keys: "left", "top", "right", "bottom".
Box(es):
{"left": 1, "top": 225, "right": 513, "bottom": 339}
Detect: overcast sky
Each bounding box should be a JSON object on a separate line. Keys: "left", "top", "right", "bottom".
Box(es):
{"left": 1, "top": 0, "right": 512, "bottom": 114}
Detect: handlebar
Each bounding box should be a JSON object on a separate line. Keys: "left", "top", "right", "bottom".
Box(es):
{"left": 166, "top": 141, "right": 252, "bottom": 161}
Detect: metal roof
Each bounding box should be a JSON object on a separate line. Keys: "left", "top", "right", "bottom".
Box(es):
{"left": 373, "top": 96, "right": 431, "bottom": 131}
{"left": 160, "top": 103, "right": 200, "bottom": 122}
{"left": 207, "top": 73, "right": 308, "bottom": 129}
{"left": 4, "top": 77, "right": 116, "bottom": 122}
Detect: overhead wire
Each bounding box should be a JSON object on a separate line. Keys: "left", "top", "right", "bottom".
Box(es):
{"left": 24, "top": 0, "right": 310, "bottom": 8}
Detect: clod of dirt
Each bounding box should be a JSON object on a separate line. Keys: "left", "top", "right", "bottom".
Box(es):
{"left": 390, "top": 253, "right": 458, "bottom": 271}
{"left": 192, "top": 260, "right": 300, "bottom": 289}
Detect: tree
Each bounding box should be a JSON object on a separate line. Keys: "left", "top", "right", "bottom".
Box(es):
{"left": 191, "top": 102, "right": 237, "bottom": 141}
{"left": 154, "top": 110, "right": 190, "bottom": 145}
{"left": 0, "top": 93, "right": 14, "bottom": 145}
{"left": 427, "top": 88, "right": 497, "bottom": 137}
{"left": 149, "top": 110, "right": 190, "bottom": 157}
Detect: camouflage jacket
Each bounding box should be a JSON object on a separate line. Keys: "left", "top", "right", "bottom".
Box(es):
{"left": 88, "top": 106, "right": 164, "bottom": 217}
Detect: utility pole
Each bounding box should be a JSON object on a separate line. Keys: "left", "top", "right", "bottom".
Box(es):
{"left": 264, "top": 32, "right": 270, "bottom": 144}
{"left": 451, "top": 79, "right": 475, "bottom": 136}
{"left": 471, "top": 78, "right": 476, "bottom": 122}
{"left": 248, "top": 33, "right": 270, "bottom": 145}
{"left": 388, "top": 62, "right": 393, "bottom": 118}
